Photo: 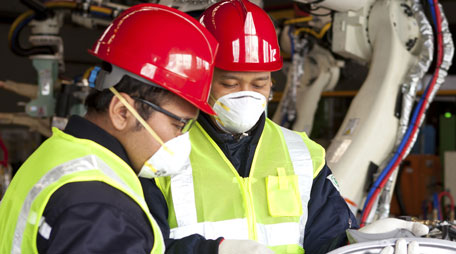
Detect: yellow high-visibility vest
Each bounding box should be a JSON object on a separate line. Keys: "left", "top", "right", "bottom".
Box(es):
{"left": 0, "top": 128, "right": 164, "bottom": 254}
{"left": 156, "top": 119, "right": 325, "bottom": 253}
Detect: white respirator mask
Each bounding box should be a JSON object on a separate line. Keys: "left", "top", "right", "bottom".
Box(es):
{"left": 138, "top": 132, "right": 191, "bottom": 178}
{"left": 110, "top": 87, "right": 191, "bottom": 178}
{"left": 212, "top": 91, "right": 266, "bottom": 134}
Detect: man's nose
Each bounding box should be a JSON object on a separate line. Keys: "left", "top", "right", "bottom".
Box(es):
{"left": 240, "top": 84, "right": 254, "bottom": 91}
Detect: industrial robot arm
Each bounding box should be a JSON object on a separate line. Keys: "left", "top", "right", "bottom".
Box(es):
{"left": 326, "top": 0, "right": 430, "bottom": 217}
{"left": 288, "top": 0, "right": 453, "bottom": 226}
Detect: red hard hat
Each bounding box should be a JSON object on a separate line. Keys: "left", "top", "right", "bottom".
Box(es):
{"left": 200, "top": 0, "right": 282, "bottom": 72}
{"left": 90, "top": 4, "right": 218, "bottom": 115}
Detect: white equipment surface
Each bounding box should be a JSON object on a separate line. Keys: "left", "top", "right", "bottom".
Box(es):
{"left": 293, "top": 0, "right": 369, "bottom": 12}
{"left": 327, "top": 0, "right": 422, "bottom": 210}
{"left": 327, "top": 238, "right": 456, "bottom": 254}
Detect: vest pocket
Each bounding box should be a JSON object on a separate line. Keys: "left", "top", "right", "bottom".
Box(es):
{"left": 265, "top": 168, "right": 303, "bottom": 217}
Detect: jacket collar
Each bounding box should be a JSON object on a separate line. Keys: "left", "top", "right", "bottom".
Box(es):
{"left": 64, "top": 115, "right": 133, "bottom": 167}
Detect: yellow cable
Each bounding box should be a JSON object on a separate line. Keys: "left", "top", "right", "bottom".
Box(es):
{"left": 8, "top": 10, "right": 34, "bottom": 43}
{"left": 90, "top": 5, "right": 113, "bottom": 15}
{"left": 83, "top": 66, "right": 94, "bottom": 80}
{"left": 8, "top": 2, "right": 78, "bottom": 46}
{"left": 294, "top": 22, "right": 332, "bottom": 39}
{"left": 284, "top": 16, "right": 313, "bottom": 25}
{"left": 294, "top": 27, "right": 316, "bottom": 37}
{"left": 318, "top": 22, "right": 332, "bottom": 38}
{"left": 109, "top": 87, "right": 173, "bottom": 155}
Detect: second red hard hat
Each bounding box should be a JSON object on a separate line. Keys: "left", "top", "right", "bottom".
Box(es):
{"left": 200, "top": 0, "right": 283, "bottom": 72}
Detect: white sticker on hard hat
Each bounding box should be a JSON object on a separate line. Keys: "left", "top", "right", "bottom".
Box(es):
{"left": 327, "top": 174, "right": 340, "bottom": 192}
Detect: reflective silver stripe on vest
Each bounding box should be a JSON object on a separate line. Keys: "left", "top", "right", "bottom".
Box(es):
{"left": 170, "top": 127, "right": 313, "bottom": 247}
{"left": 38, "top": 218, "right": 52, "bottom": 240}
{"left": 279, "top": 127, "right": 314, "bottom": 246}
{"left": 12, "top": 155, "right": 144, "bottom": 253}
{"left": 257, "top": 222, "right": 300, "bottom": 246}
{"left": 170, "top": 218, "right": 249, "bottom": 240}
{"left": 170, "top": 218, "right": 301, "bottom": 247}
{"left": 170, "top": 157, "right": 197, "bottom": 228}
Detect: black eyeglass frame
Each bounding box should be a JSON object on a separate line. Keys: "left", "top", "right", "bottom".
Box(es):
{"left": 131, "top": 96, "right": 196, "bottom": 133}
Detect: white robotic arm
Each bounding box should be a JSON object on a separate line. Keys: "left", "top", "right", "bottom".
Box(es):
{"left": 327, "top": 0, "right": 424, "bottom": 214}
{"left": 294, "top": 0, "right": 368, "bottom": 12}
{"left": 272, "top": 43, "right": 341, "bottom": 134}
{"left": 285, "top": 0, "right": 453, "bottom": 225}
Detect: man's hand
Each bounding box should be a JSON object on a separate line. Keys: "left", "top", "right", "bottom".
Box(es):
{"left": 359, "top": 218, "right": 426, "bottom": 254}
{"left": 359, "top": 218, "right": 429, "bottom": 236}
{"left": 380, "top": 239, "right": 420, "bottom": 254}
{"left": 218, "top": 239, "right": 274, "bottom": 254}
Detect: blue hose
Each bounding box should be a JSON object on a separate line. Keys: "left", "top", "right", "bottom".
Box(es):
{"left": 433, "top": 192, "right": 441, "bottom": 220}
{"left": 363, "top": 81, "right": 430, "bottom": 212}
{"left": 11, "top": 15, "right": 35, "bottom": 53}
{"left": 288, "top": 26, "right": 295, "bottom": 61}
{"left": 428, "top": 0, "right": 437, "bottom": 29}
{"left": 362, "top": 0, "right": 440, "bottom": 217}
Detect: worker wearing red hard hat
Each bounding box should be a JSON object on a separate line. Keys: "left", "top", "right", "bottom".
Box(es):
{"left": 140, "top": 0, "right": 357, "bottom": 253}
{"left": 0, "top": 4, "right": 218, "bottom": 253}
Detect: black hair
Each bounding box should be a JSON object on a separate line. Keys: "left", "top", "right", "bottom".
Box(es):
{"left": 85, "top": 67, "right": 175, "bottom": 124}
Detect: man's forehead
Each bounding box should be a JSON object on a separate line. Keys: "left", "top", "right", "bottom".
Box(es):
{"left": 217, "top": 71, "right": 270, "bottom": 81}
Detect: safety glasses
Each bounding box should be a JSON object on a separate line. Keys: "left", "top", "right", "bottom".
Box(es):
{"left": 132, "top": 97, "right": 196, "bottom": 133}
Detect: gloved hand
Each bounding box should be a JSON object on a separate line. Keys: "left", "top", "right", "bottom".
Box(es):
{"left": 380, "top": 239, "right": 420, "bottom": 254}
{"left": 218, "top": 239, "right": 274, "bottom": 254}
{"left": 359, "top": 218, "right": 429, "bottom": 236}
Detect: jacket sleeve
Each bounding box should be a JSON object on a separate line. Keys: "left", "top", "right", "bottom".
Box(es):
{"left": 37, "top": 181, "right": 156, "bottom": 253}
{"left": 303, "top": 164, "right": 359, "bottom": 254}
{"left": 139, "top": 177, "right": 223, "bottom": 254}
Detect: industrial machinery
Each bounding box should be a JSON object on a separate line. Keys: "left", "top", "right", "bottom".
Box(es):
{"left": 327, "top": 238, "right": 456, "bottom": 254}
{"left": 273, "top": 0, "right": 454, "bottom": 228}
{"left": 1, "top": 0, "right": 454, "bottom": 247}
{"left": 0, "top": 0, "right": 226, "bottom": 134}
{"left": 1, "top": 0, "right": 128, "bottom": 136}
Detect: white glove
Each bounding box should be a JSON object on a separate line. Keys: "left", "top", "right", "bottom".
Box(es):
{"left": 218, "top": 239, "right": 274, "bottom": 254}
{"left": 380, "top": 239, "right": 420, "bottom": 254}
{"left": 359, "top": 218, "right": 429, "bottom": 236}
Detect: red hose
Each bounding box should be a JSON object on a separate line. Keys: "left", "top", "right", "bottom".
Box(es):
{"left": 438, "top": 191, "right": 455, "bottom": 220}
{"left": 360, "top": 0, "right": 444, "bottom": 226}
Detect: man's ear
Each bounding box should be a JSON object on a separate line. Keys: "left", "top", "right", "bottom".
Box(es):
{"left": 108, "top": 92, "right": 135, "bottom": 131}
